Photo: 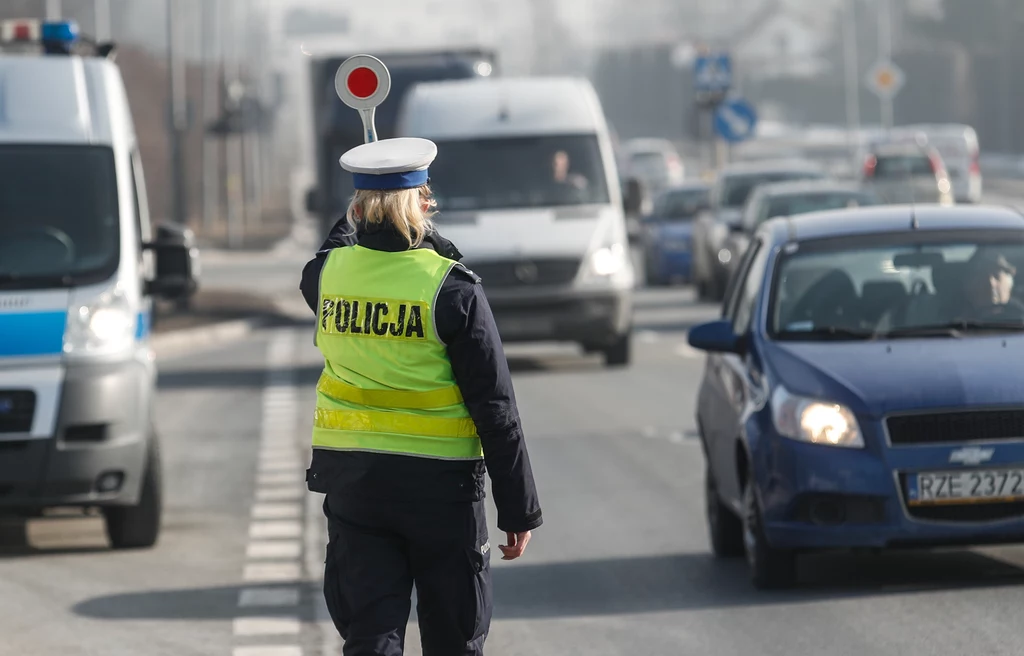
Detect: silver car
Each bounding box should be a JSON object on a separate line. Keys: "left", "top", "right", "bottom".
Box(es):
{"left": 862, "top": 143, "right": 955, "bottom": 206}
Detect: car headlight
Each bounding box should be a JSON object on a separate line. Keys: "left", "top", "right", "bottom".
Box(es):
{"left": 717, "top": 248, "right": 732, "bottom": 265}
{"left": 588, "top": 242, "right": 627, "bottom": 277}
{"left": 770, "top": 386, "right": 864, "bottom": 448}
{"left": 64, "top": 288, "right": 136, "bottom": 357}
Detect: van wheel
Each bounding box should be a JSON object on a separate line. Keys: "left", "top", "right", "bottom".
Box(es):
{"left": 742, "top": 465, "right": 796, "bottom": 589}
{"left": 706, "top": 465, "right": 744, "bottom": 558}
{"left": 104, "top": 437, "right": 163, "bottom": 550}
{"left": 603, "top": 334, "right": 631, "bottom": 367}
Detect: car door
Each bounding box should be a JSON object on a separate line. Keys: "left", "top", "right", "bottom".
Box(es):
{"left": 709, "top": 238, "right": 770, "bottom": 504}
{"left": 701, "top": 238, "right": 764, "bottom": 490}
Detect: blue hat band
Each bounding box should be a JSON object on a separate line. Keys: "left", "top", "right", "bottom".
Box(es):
{"left": 352, "top": 169, "right": 429, "bottom": 190}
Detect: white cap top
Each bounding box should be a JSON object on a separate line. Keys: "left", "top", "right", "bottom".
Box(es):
{"left": 340, "top": 137, "right": 437, "bottom": 175}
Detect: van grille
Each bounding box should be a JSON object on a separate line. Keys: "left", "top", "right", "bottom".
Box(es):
{"left": 0, "top": 391, "right": 34, "bottom": 434}
{"left": 466, "top": 259, "right": 581, "bottom": 288}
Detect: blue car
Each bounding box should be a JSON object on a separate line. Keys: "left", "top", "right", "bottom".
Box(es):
{"left": 641, "top": 183, "right": 710, "bottom": 286}
{"left": 688, "top": 205, "right": 1024, "bottom": 589}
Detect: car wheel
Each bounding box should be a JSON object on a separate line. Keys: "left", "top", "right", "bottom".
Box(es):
{"left": 603, "top": 334, "right": 631, "bottom": 367}
{"left": 742, "top": 466, "right": 797, "bottom": 589}
{"left": 706, "top": 465, "right": 744, "bottom": 558}
{"left": 104, "top": 436, "right": 163, "bottom": 550}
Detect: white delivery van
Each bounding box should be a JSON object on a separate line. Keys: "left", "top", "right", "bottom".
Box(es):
{"left": 397, "top": 77, "right": 635, "bottom": 366}
{"left": 0, "top": 20, "right": 197, "bottom": 548}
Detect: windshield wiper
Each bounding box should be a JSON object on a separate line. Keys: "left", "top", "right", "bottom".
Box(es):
{"left": 0, "top": 272, "right": 74, "bottom": 288}
{"left": 877, "top": 320, "right": 1024, "bottom": 339}
{"left": 775, "top": 326, "right": 876, "bottom": 341}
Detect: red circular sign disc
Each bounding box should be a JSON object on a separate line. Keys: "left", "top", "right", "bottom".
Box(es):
{"left": 347, "top": 67, "right": 379, "bottom": 99}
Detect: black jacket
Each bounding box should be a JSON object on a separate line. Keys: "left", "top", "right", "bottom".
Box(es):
{"left": 300, "top": 217, "right": 543, "bottom": 533}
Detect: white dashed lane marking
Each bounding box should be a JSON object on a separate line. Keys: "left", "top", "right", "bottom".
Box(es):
{"left": 233, "top": 330, "right": 306, "bottom": 655}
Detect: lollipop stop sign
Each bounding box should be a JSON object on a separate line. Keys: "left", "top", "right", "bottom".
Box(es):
{"left": 335, "top": 55, "right": 392, "bottom": 143}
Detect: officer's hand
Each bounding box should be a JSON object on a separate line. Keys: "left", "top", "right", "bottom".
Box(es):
{"left": 499, "top": 531, "right": 531, "bottom": 560}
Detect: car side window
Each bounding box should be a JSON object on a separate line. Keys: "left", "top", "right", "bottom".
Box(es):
{"left": 722, "top": 238, "right": 763, "bottom": 321}
{"left": 732, "top": 239, "right": 771, "bottom": 335}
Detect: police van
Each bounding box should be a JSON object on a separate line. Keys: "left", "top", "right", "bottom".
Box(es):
{"left": 0, "top": 20, "right": 197, "bottom": 548}
{"left": 397, "top": 77, "right": 635, "bottom": 366}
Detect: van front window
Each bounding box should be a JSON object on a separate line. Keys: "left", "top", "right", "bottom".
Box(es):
{"left": 428, "top": 135, "right": 611, "bottom": 212}
{"left": 0, "top": 145, "right": 119, "bottom": 289}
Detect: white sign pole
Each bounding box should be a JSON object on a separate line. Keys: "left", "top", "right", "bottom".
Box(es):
{"left": 843, "top": 0, "right": 861, "bottom": 171}
{"left": 878, "top": 0, "right": 894, "bottom": 131}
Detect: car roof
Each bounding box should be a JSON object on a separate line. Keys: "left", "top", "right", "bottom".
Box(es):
{"left": 624, "top": 138, "right": 676, "bottom": 153}
{"left": 755, "top": 179, "right": 867, "bottom": 197}
{"left": 719, "top": 158, "right": 823, "bottom": 176}
{"left": 660, "top": 181, "right": 710, "bottom": 193}
{"left": 870, "top": 142, "right": 931, "bottom": 156}
{"left": 763, "top": 205, "right": 1024, "bottom": 244}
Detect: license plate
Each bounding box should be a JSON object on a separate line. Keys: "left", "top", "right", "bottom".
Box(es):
{"left": 907, "top": 469, "right": 1024, "bottom": 506}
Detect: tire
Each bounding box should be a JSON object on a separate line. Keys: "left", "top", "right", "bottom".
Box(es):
{"left": 742, "top": 465, "right": 797, "bottom": 589}
{"left": 706, "top": 465, "right": 744, "bottom": 558}
{"left": 603, "top": 334, "right": 631, "bottom": 367}
{"left": 104, "top": 437, "right": 163, "bottom": 550}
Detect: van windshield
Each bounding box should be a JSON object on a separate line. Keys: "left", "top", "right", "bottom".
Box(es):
{"left": 0, "top": 145, "right": 119, "bottom": 289}
{"left": 428, "top": 135, "right": 611, "bottom": 212}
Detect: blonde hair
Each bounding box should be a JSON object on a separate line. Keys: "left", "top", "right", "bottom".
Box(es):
{"left": 346, "top": 185, "right": 436, "bottom": 248}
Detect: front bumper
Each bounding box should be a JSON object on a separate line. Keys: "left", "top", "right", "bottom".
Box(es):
{"left": 756, "top": 422, "right": 1024, "bottom": 550}
{"left": 0, "top": 358, "right": 154, "bottom": 512}
{"left": 486, "top": 286, "right": 633, "bottom": 345}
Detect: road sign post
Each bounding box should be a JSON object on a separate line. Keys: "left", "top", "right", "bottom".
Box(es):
{"left": 865, "top": 60, "right": 904, "bottom": 131}
{"left": 693, "top": 52, "right": 733, "bottom": 173}
{"left": 714, "top": 98, "right": 758, "bottom": 144}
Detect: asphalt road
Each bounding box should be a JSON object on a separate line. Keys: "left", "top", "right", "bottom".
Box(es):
{"left": 9, "top": 188, "right": 1024, "bottom": 655}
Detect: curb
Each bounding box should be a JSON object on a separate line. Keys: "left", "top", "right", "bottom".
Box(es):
{"left": 152, "top": 315, "right": 269, "bottom": 358}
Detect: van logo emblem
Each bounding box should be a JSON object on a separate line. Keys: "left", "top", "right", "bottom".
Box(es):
{"left": 514, "top": 262, "right": 539, "bottom": 283}
{"left": 949, "top": 447, "right": 994, "bottom": 466}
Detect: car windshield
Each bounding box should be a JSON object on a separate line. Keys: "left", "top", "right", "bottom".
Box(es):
{"left": 769, "top": 233, "right": 1024, "bottom": 340}
{"left": 718, "top": 170, "right": 822, "bottom": 209}
{"left": 653, "top": 188, "right": 708, "bottom": 220}
{"left": 874, "top": 154, "right": 933, "bottom": 177}
{"left": 0, "top": 145, "right": 119, "bottom": 289}
{"left": 629, "top": 152, "right": 668, "bottom": 175}
{"left": 428, "top": 135, "right": 610, "bottom": 212}
{"left": 760, "top": 191, "right": 880, "bottom": 223}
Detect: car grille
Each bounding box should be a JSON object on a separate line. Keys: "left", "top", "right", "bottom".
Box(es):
{"left": 465, "top": 258, "right": 581, "bottom": 288}
{"left": 886, "top": 410, "right": 1024, "bottom": 446}
{"left": 0, "top": 390, "right": 35, "bottom": 434}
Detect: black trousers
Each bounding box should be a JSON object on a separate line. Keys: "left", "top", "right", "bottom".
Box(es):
{"left": 322, "top": 493, "right": 492, "bottom": 656}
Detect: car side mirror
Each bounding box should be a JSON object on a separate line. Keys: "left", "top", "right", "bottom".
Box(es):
{"left": 688, "top": 319, "right": 744, "bottom": 354}
{"left": 622, "top": 178, "right": 644, "bottom": 215}
{"left": 306, "top": 186, "right": 321, "bottom": 214}
{"left": 144, "top": 224, "right": 198, "bottom": 300}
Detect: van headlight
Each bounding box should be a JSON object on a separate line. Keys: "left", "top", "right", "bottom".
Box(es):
{"left": 770, "top": 386, "right": 863, "bottom": 448}
{"left": 588, "top": 243, "right": 627, "bottom": 277}
{"left": 64, "top": 288, "right": 136, "bottom": 357}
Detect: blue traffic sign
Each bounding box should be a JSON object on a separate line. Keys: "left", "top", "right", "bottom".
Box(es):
{"left": 694, "top": 54, "right": 732, "bottom": 94}
{"left": 714, "top": 98, "right": 758, "bottom": 143}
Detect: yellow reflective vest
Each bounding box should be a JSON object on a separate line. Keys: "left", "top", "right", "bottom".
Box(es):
{"left": 312, "top": 245, "right": 483, "bottom": 460}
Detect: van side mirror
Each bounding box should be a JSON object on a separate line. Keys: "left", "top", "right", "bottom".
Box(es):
{"left": 144, "top": 223, "right": 198, "bottom": 300}
{"left": 687, "top": 319, "right": 744, "bottom": 354}
{"left": 622, "top": 178, "right": 644, "bottom": 215}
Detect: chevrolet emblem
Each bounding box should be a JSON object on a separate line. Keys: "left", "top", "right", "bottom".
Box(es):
{"left": 948, "top": 446, "right": 994, "bottom": 466}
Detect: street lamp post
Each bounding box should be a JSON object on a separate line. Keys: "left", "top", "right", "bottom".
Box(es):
{"left": 45, "top": 0, "right": 61, "bottom": 20}
{"left": 93, "top": 0, "right": 110, "bottom": 41}
{"left": 842, "top": 0, "right": 862, "bottom": 168}
{"left": 877, "top": 0, "right": 894, "bottom": 130}
{"left": 166, "top": 0, "right": 188, "bottom": 226}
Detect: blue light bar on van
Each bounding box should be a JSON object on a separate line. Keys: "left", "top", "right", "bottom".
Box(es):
{"left": 41, "top": 20, "right": 79, "bottom": 44}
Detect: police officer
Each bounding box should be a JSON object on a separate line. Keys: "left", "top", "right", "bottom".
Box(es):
{"left": 300, "top": 136, "right": 542, "bottom": 656}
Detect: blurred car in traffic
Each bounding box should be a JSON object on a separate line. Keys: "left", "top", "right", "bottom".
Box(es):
{"left": 692, "top": 159, "right": 825, "bottom": 301}
{"left": 900, "top": 124, "right": 981, "bottom": 203}
{"left": 688, "top": 204, "right": 1024, "bottom": 589}
{"left": 862, "top": 141, "right": 954, "bottom": 206}
{"left": 399, "top": 77, "right": 635, "bottom": 366}
{"left": 621, "top": 138, "right": 686, "bottom": 196}
{"left": 720, "top": 180, "right": 883, "bottom": 279}
{"left": 640, "top": 182, "right": 710, "bottom": 286}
